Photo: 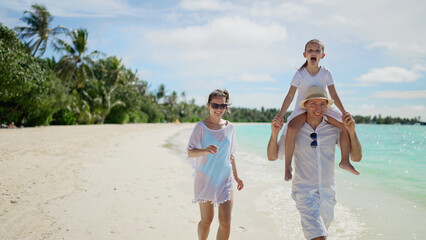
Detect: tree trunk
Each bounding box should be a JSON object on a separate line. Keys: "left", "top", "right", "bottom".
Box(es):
{"left": 67, "top": 63, "right": 77, "bottom": 89}
{"left": 32, "top": 40, "right": 43, "bottom": 56}
{"left": 100, "top": 115, "right": 106, "bottom": 124}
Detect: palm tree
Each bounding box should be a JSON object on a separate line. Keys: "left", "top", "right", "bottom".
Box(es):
{"left": 81, "top": 79, "right": 125, "bottom": 124}
{"left": 14, "top": 4, "right": 67, "bottom": 56}
{"left": 54, "top": 28, "right": 101, "bottom": 89}
{"left": 94, "top": 56, "right": 128, "bottom": 87}
{"left": 155, "top": 84, "right": 166, "bottom": 103}
{"left": 104, "top": 56, "right": 127, "bottom": 86}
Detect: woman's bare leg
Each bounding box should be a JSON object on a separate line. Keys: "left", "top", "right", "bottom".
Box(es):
{"left": 285, "top": 113, "right": 307, "bottom": 181}
{"left": 216, "top": 192, "right": 234, "bottom": 240}
{"left": 312, "top": 237, "right": 326, "bottom": 240}
{"left": 327, "top": 116, "right": 359, "bottom": 175}
{"left": 198, "top": 202, "right": 214, "bottom": 240}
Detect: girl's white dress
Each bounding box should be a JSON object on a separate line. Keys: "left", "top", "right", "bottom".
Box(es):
{"left": 187, "top": 121, "right": 237, "bottom": 206}
{"left": 285, "top": 66, "right": 342, "bottom": 129}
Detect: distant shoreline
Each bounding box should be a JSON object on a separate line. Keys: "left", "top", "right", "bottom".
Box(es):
{"left": 1, "top": 121, "right": 425, "bottom": 129}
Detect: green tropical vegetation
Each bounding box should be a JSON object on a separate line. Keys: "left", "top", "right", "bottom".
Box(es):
{"left": 0, "top": 4, "right": 423, "bottom": 127}
{"left": 14, "top": 4, "right": 67, "bottom": 57}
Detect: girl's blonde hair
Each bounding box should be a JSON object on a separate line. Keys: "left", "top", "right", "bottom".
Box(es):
{"left": 299, "top": 39, "right": 325, "bottom": 70}
{"left": 208, "top": 89, "right": 231, "bottom": 113}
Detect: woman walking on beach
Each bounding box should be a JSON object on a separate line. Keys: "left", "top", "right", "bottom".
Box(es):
{"left": 187, "top": 89, "right": 244, "bottom": 240}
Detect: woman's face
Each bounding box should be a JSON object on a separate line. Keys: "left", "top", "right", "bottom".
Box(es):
{"left": 207, "top": 96, "right": 227, "bottom": 118}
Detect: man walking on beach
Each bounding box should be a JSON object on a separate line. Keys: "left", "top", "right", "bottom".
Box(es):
{"left": 267, "top": 86, "right": 362, "bottom": 240}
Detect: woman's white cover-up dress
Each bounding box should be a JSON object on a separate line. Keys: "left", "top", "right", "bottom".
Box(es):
{"left": 187, "top": 121, "right": 237, "bottom": 206}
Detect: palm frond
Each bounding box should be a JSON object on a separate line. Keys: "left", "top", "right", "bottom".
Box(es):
{"left": 53, "top": 38, "right": 73, "bottom": 53}
{"left": 51, "top": 25, "right": 69, "bottom": 35}
{"left": 14, "top": 4, "right": 63, "bottom": 57}
{"left": 38, "top": 40, "right": 48, "bottom": 56}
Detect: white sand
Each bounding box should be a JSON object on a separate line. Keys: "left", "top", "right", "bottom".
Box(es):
{"left": 0, "top": 124, "right": 279, "bottom": 240}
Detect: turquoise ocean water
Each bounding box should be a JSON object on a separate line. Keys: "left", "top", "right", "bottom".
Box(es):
{"left": 174, "top": 123, "right": 426, "bottom": 239}
{"left": 236, "top": 124, "right": 426, "bottom": 205}
{"left": 233, "top": 124, "right": 426, "bottom": 239}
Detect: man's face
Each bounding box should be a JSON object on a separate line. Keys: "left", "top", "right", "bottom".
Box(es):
{"left": 305, "top": 99, "right": 328, "bottom": 121}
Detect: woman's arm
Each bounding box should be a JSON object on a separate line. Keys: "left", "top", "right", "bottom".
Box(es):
{"left": 230, "top": 155, "right": 244, "bottom": 190}
{"left": 188, "top": 145, "right": 218, "bottom": 157}
{"left": 279, "top": 85, "right": 297, "bottom": 117}
{"left": 328, "top": 84, "right": 346, "bottom": 114}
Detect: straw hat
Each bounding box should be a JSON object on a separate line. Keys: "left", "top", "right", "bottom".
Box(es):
{"left": 299, "top": 86, "right": 334, "bottom": 109}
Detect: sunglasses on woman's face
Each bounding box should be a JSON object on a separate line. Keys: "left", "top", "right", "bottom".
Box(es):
{"left": 210, "top": 103, "right": 228, "bottom": 109}
{"left": 310, "top": 132, "right": 317, "bottom": 148}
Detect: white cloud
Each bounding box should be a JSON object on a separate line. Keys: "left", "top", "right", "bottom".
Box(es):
{"left": 179, "top": 0, "right": 235, "bottom": 11}
{"left": 173, "top": 0, "right": 426, "bottom": 59}
{"left": 305, "top": 0, "right": 336, "bottom": 5}
{"left": 231, "top": 92, "right": 286, "bottom": 109}
{"left": 146, "top": 17, "right": 287, "bottom": 49}
{"left": 367, "top": 41, "right": 426, "bottom": 57}
{"left": 50, "top": 0, "right": 140, "bottom": 18}
{"left": 183, "top": 78, "right": 226, "bottom": 91}
{"left": 136, "top": 69, "right": 151, "bottom": 81}
{"left": 0, "top": 0, "right": 143, "bottom": 18}
{"left": 144, "top": 17, "right": 289, "bottom": 77}
{"left": 360, "top": 105, "right": 375, "bottom": 110}
{"left": 290, "top": 0, "right": 426, "bottom": 59}
{"left": 367, "top": 41, "right": 399, "bottom": 50}
{"left": 412, "top": 63, "right": 426, "bottom": 72}
{"left": 410, "top": 105, "right": 425, "bottom": 110}
{"left": 373, "top": 90, "right": 426, "bottom": 99}
{"left": 228, "top": 73, "right": 275, "bottom": 83}
{"left": 337, "top": 90, "right": 356, "bottom": 95}
{"left": 315, "top": 14, "right": 361, "bottom": 27}
{"left": 249, "top": 2, "right": 310, "bottom": 20}
{"left": 357, "top": 66, "right": 421, "bottom": 83}
{"left": 261, "top": 87, "right": 282, "bottom": 91}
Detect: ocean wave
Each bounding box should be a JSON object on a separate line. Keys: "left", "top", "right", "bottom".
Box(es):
{"left": 239, "top": 150, "right": 369, "bottom": 239}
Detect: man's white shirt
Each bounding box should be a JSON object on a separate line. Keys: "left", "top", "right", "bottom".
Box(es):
{"left": 278, "top": 116, "right": 341, "bottom": 200}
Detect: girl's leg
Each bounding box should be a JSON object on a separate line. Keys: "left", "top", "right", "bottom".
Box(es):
{"left": 198, "top": 202, "right": 214, "bottom": 240}
{"left": 217, "top": 192, "right": 234, "bottom": 240}
{"left": 327, "top": 116, "right": 360, "bottom": 175}
{"left": 285, "top": 113, "right": 307, "bottom": 181}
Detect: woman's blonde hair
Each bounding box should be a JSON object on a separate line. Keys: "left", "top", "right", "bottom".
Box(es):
{"left": 299, "top": 39, "right": 325, "bottom": 70}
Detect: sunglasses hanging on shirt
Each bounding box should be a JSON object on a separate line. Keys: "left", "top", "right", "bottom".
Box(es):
{"left": 310, "top": 132, "right": 317, "bottom": 148}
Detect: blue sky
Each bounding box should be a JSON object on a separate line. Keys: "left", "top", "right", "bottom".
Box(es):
{"left": 1, "top": 0, "right": 426, "bottom": 120}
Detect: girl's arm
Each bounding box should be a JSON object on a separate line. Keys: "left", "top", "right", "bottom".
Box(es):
{"left": 279, "top": 85, "right": 297, "bottom": 117}
{"left": 188, "top": 145, "right": 218, "bottom": 157}
{"left": 328, "top": 84, "right": 347, "bottom": 114}
{"left": 343, "top": 113, "right": 362, "bottom": 162}
{"left": 230, "top": 155, "right": 244, "bottom": 190}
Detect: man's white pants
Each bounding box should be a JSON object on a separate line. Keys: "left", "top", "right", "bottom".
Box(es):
{"left": 292, "top": 190, "right": 336, "bottom": 240}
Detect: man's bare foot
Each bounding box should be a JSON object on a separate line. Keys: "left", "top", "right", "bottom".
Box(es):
{"left": 284, "top": 167, "right": 293, "bottom": 181}
{"left": 339, "top": 161, "right": 360, "bottom": 175}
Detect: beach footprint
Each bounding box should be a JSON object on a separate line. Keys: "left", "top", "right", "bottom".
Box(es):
{"left": 238, "top": 226, "right": 248, "bottom": 232}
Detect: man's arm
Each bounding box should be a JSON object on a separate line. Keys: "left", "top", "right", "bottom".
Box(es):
{"left": 343, "top": 113, "right": 362, "bottom": 162}
{"left": 267, "top": 115, "right": 284, "bottom": 161}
